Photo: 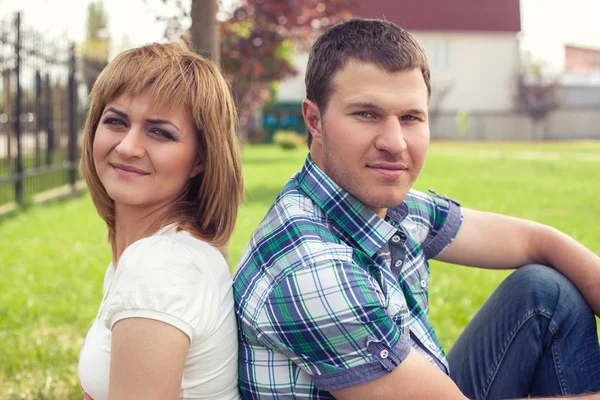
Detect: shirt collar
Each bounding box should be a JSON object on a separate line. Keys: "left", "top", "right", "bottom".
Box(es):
{"left": 296, "top": 155, "right": 403, "bottom": 257}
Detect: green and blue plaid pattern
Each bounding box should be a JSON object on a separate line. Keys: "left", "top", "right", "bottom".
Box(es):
{"left": 233, "top": 155, "right": 462, "bottom": 399}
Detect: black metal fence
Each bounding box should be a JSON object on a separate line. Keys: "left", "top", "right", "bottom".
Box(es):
{"left": 0, "top": 12, "right": 82, "bottom": 207}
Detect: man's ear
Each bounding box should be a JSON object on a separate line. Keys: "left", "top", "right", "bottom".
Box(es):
{"left": 302, "top": 99, "right": 323, "bottom": 142}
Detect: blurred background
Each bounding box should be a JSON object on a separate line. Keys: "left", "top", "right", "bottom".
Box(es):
{"left": 1, "top": 0, "right": 599, "bottom": 398}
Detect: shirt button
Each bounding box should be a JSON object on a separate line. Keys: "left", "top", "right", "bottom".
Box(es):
{"left": 380, "top": 349, "right": 389, "bottom": 359}
{"left": 420, "top": 280, "right": 427, "bottom": 289}
{"left": 391, "top": 235, "right": 401, "bottom": 243}
{"left": 429, "top": 342, "right": 437, "bottom": 351}
{"left": 394, "top": 260, "right": 403, "bottom": 268}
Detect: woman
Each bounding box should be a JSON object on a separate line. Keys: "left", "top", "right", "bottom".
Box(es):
{"left": 77, "top": 42, "right": 243, "bottom": 400}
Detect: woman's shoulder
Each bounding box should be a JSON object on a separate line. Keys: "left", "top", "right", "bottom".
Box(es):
{"left": 104, "top": 228, "right": 235, "bottom": 342}
{"left": 119, "top": 227, "right": 229, "bottom": 279}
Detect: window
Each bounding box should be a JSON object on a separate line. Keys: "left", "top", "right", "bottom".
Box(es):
{"left": 422, "top": 41, "right": 451, "bottom": 69}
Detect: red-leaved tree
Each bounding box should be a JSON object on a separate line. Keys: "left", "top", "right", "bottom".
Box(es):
{"left": 148, "top": 0, "right": 361, "bottom": 137}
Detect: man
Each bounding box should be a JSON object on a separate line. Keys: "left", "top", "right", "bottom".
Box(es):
{"left": 233, "top": 18, "right": 600, "bottom": 399}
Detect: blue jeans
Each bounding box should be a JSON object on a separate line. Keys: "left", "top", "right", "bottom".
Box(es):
{"left": 447, "top": 264, "right": 600, "bottom": 399}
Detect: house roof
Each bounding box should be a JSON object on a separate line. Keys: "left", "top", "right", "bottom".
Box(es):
{"left": 355, "top": 0, "right": 521, "bottom": 33}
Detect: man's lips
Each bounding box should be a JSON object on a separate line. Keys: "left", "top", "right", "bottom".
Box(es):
{"left": 110, "top": 163, "right": 150, "bottom": 177}
{"left": 367, "top": 163, "right": 408, "bottom": 179}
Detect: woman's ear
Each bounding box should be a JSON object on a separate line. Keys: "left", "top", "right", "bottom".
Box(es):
{"left": 189, "top": 157, "right": 205, "bottom": 178}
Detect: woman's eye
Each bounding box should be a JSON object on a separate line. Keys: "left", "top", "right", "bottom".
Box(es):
{"left": 149, "top": 129, "right": 176, "bottom": 141}
{"left": 102, "top": 117, "right": 126, "bottom": 127}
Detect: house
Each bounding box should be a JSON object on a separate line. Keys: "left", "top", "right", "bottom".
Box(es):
{"left": 564, "top": 44, "right": 600, "bottom": 75}
{"left": 264, "top": 0, "right": 522, "bottom": 139}
{"left": 561, "top": 44, "right": 600, "bottom": 108}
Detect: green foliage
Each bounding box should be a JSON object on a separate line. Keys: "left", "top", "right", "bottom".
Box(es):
{"left": 455, "top": 109, "right": 469, "bottom": 137}
{"left": 85, "top": 2, "right": 108, "bottom": 41}
{"left": 273, "top": 130, "right": 306, "bottom": 150}
{"left": 80, "top": 1, "right": 110, "bottom": 94}
{"left": 3, "top": 142, "right": 600, "bottom": 398}
{"left": 81, "top": 1, "right": 110, "bottom": 61}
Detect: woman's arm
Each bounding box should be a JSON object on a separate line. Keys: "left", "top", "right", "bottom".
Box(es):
{"left": 108, "top": 317, "right": 190, "bottom": 400}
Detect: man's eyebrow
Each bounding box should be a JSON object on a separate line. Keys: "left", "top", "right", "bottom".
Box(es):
{"left": 405, "top": 108, "right": 427, "bottom": 116}
{"left": 346, "top": 102, "right": 386, "bottom": 112}
{"left": 346, "top": 102, "right": 427, "bottom": 117}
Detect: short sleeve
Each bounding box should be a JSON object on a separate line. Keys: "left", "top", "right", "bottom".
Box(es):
{"left": 255, "top": 259, "right": 412, "bottom": 391}
{"left": 102, "top": 236, "right": 219, "bottom": 342}
{"left": 403, "top": 189, "right": 463, "bottom": 259}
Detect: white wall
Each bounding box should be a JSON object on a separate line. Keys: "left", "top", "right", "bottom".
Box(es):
{"left": 431, "top": 109, "right": 600, "bottom": 141}
{"left": 414, "top": 31, "right": 521, "bottom": 113}
{"left": 275, "top": 53, "right": 308, "bottom": 102}
{"left": 275, "top": 32, "right": 521, "bottom": 113}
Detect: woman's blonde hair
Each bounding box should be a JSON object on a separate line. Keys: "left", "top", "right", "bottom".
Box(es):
{"left": 80, "top": 42, "right": 244, "bottom": 249}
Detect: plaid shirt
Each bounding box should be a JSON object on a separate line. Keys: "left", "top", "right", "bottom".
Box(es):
{"left": 233, "top": 155, "right": 463, "bottom": 399}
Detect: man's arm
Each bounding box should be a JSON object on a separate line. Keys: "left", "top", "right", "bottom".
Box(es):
{"left": 331, "top": 348, "right": 600, "bottom": 400}
{"left": 331, "top": 349, "right": 467, "bottom": 400}
{"left": 435, "top": 208, "right": 600, "bottom": 316}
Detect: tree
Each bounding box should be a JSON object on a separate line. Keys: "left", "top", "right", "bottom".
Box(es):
{"left": 80, "top": 1, "right": 110, "bottom": 94}
{"left": 427, "top": 82, "right": 453, "bottom": 137}
{"left": 148, "top": 0, "right": 361, "bottom": 137}
{"left": 191, "top": 0, "right": 220, "bottom": 63}
{"left": 515, "top": 63, "right": 561, "bottom": 141}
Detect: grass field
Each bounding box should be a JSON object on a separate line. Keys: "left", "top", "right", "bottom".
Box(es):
{"left": 2, "top": 141, "right": 600, "bottom": 399}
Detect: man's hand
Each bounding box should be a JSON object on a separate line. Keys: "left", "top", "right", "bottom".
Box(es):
{"left": 436, "top": 208, "right": 600, "bottom": 316}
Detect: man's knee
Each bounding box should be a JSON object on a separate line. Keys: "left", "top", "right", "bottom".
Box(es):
{"left": 508, "top": 264, "right": 589, "bottom": 316}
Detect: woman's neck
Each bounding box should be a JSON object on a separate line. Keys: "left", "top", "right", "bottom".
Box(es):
{"left": 112, "top": 203, "right": 171, "bottom": 265}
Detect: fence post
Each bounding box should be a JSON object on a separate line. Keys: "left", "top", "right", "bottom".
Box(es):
{"left": 14, "top": 12, "right": 22, "bottom": 203}
{"left": 67, "top": 43, "right": 77, "bottom": 191}
{"left": 35, "top": 70, "right": 41, "bottom": 167}
{"left": 45, "top": 74, "right": 53, "bottom": 166}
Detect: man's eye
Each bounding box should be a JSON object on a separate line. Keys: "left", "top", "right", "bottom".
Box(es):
{"left": 355, "top": 111, "right": 374, "bottom": 118}
{"left": 401, "top": 115, "right": 417, "bottom": 121}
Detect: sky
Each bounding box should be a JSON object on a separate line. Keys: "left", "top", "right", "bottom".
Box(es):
{"left": 0, "top": 0, "right": 599, "bottom": 72}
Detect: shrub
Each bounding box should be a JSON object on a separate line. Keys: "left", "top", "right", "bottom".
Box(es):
{"left": 273, "top": 130, "right": 306, "bottom": 150}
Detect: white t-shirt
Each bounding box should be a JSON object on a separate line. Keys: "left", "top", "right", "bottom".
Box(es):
{"left": 78, "top": 226, "right": 240, "bottom": 399}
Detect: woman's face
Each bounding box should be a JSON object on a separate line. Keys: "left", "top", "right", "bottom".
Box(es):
{"left": 93, "top": 88, "right": 203, "bottom": 211}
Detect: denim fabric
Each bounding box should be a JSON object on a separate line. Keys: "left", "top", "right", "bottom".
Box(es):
{"left": 448, "top": 264, "right": 600, "bottom": 399}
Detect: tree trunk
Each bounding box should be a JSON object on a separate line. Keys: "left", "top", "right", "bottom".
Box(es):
{"left": 191, "top": 0, "right": 228, "bottom": 264}
{"left": 190, "top": 0, "right": 220, "bottom": 64}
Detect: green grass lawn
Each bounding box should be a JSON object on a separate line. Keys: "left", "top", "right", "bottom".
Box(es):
{"left": 2, "top": 142, "right": 600, "bottom": 399}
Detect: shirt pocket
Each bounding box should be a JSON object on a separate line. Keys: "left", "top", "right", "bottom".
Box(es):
{"left": 403, "top": 263, "right": 430, "bottom": 314}
{"left": 385, "top": 284, "right": 410, "bottom": 336}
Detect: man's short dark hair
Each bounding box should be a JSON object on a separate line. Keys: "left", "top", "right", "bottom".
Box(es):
{"left": 305, "top": 18, "right": 431, "bottom": 147}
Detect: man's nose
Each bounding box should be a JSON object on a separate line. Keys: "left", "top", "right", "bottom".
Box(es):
{"left": 374, "top": 117, "right": 408, "bottom": 154}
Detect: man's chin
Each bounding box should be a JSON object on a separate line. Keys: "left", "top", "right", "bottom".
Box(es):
{"left": 358, "top": 193, "right": 409, "bottom": 212}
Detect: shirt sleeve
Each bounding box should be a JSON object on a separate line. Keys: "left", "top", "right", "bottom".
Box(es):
{"left": 102, "top": 236, "right": 219, "bottom": 342}
{"left": 404, "top": 189, "right": 463, "bottom": 259}
{"left": 255, "top": 258, "right": 412, "bottom": 392}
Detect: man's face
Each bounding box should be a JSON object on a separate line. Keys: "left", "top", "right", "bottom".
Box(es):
{"left": 306, "top": 61, "right": 430, "bottom": 218}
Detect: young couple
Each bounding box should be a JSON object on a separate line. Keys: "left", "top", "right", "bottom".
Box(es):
{"left": 78, "top": 19, "right": 600, "bottom": 400}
